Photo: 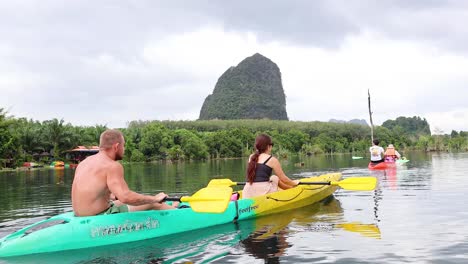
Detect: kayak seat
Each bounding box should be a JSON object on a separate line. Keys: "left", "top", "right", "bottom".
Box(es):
{"left": 230, "top": 192, "right": 240, "bottom": 201}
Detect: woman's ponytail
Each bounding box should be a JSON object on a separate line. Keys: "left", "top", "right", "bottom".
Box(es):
{"left": 246, "top": 134, "right": 273, "bottom": 184}
{"left": 247, "top": 152, "right": 260, "bottom": 184}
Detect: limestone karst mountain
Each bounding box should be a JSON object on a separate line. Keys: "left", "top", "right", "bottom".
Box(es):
{"left": 199, "top": 53, "right": 288, "bottom": 120}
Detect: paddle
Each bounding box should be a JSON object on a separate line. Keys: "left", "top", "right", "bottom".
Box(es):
{"left": 396, "top": 158, "right": 410, "bottom": 164}
{"left": 335, "top": 222, "right": 381, "bottom": 239}
{"left": 164, "top": 186, "right": 233, "bottom": 213}
{"left": 207, "top": 177, "right": 377, "bottom": 191}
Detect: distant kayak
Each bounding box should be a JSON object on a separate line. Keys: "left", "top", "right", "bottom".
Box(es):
{"left": 396, "top": 159, "right": 410, "bottom": 164}
{"left": 352, "top": 156, "right": 364, "bottom": 160}
{"left": 368, "top": 161, "right": 396, "bottom": 170}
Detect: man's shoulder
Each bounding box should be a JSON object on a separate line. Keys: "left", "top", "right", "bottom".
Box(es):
{"left": 77, "top": 155, "right": 122, "bottom": 170}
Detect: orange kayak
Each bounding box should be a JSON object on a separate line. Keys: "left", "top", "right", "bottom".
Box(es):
{"left": 368, "top": 161, "right": 396, "bottom": 170}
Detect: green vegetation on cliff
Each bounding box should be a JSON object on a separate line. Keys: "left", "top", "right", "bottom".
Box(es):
{"left": 199, "top": 53, "right": 288, "bottom": 120}
{"left": 382, "top": 116, "right": 431, "bottom": 137}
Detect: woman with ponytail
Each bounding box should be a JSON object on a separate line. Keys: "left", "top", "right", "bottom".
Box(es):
{"left": 242, "top": 134, "right": 299, "bottom": 198}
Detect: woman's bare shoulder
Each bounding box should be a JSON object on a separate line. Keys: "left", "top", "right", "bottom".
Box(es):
{"left": 268, "top": 156, "right": 280, "bottom": 165}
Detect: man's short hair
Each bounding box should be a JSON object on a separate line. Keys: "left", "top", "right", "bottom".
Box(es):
{"left": 373, "top": 139, "right": 380, "bottom": 145}
{"left": 99, "top": 129, "right": 123, "bottom": 149}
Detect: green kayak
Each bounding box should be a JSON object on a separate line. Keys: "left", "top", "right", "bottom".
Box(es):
{"left": 396, "top": 159, "right": 410, "bottom": 164}
{"left": 0, "top": 173, "right": 342, "bottom": 257}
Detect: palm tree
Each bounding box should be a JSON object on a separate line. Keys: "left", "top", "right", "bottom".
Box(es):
{"left": 42, "top": 118, "right": 73, "bottom": 159}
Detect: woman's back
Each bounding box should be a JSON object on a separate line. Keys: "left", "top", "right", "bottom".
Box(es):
{"left": 251, "top": 154, "right": 273, "bottom": 182}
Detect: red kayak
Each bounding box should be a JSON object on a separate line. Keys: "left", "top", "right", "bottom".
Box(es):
{"left": 368, "top": 161, "right": 396, "bottom": 170}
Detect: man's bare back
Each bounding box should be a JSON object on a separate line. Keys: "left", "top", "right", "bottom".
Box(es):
{"left": 72, "top": 153, "right": 120, "bottom": 216}
{"left": 72, "top": 129, "right": 177, "bottom": 217}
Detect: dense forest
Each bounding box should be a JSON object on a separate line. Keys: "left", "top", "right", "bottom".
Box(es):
{"left": 199, "top": 53, "right": 288, "bottom": 120}
{"left": 1, "top": 108, "right": 467, "bottom": 168}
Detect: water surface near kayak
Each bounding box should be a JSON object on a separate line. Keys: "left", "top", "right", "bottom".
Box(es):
{"left": 1, "top": 152, "right": 467, "bottom": 263}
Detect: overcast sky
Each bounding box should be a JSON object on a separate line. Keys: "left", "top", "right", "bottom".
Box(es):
{"left": 1, "top": 1, "right": 467, "bottom": 133}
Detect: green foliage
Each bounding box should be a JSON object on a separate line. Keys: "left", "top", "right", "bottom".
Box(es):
{"left": 274, "top": 145, "right": 291, "bottom": 159}
{"left": 129, "top": 149, "right": 146, "bottom": 162}
{"left": 382, "top": 116, "right": 431, "bottom": 138}
{"left": 173, "top": 129, "right": 208, "bottom": 160}
{"left": 139, "top": 123, "right": 174, "bottom": 160}
{"left": 0, "top": 109, "right": 18, "bottom": 167}
{"left": 203, "top": 130, "right": 244, "bottom": 158}
{"left": 41, "top": 118, "right": 77, "bottom": 158}
{"left": 415, "top": 135, "right": 430, "bottom": 151}
{"left": 1, "top": 109, "right": 467, "bottom": 168}
{"left": 167, "top": 145, "right": 184, "bottom": 160}
{"left": 199, "top": 53, "right": 288, "bottom": 120}
{"left": 301, "top": 143, "right": 324, "bottom": 155}
{"left": 272, "top": 129, "right": 309, "bottom": 152}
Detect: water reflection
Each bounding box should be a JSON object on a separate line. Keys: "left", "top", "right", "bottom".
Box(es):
{"left": 373, "top": 188, "right": 382, "bottom": 223}
{"left": 54, "top": 168, "right": 65, "bottom": 185}
{"left": 237, "top": 200, "right": 339, "bottom": 263}
{"left": 230, "top": 197, "right": 380, "bottom": 263}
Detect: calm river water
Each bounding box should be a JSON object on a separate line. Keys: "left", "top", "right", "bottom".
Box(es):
{"left": 0, "top": 152, "right": 467, "bottom": 263}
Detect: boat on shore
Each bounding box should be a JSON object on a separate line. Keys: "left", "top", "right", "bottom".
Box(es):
{"left": 49, "top": 161, "right": 65, "bottom": 169}
{"left": 22, "top": 162, "right": 44, "bottom": 169}
{"left": 0, "top": 173, "right": 343, "bottom": 257}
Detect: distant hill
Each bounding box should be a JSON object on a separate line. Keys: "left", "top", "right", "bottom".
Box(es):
{"left": 199, "top": 53, "right": 288, "bottom": 120}
{"left": 329, "top": 118, "right": 369, "bottom": 126}
{"left": 382, "top": 116, "right": 431, "bottom": 136}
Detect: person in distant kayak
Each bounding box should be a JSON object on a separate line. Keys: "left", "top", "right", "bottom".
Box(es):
{"left": 384, "top": 144, "right": 401, "bottom": 162}
{"left": 72, "top": 129, "right": 178, "bottom": 217}
{"left": 369, "top": 139, "right": 385, "bottom": 164}
{"left": 242, "top": 134, "right": 299, "bottom": 198}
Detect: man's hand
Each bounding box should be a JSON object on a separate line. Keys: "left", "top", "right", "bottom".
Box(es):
{"left": 154, "top": 192, "right": 168, "bottom": 203}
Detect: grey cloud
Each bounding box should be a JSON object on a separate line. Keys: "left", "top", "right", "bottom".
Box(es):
{"left": 2, "top": 1, "right": 467, "bottom": 64}
{"left": 178, "top": 0, "right": 468, "bottom": 52}
{"left": 1, "top": 0, "right": 467, "bottom": 129}
{"left": 181, "top": 1, "right": 359, "bottom": 48}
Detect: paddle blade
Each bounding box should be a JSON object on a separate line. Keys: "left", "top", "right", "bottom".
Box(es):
{"left": 331, "top": 177, "right": 377, "bottom": 191}
{"left": 180, "top": 186, "right": 233, "bottom": 213}
{"left": 336, "top": 222, "right": 381, "bottom": 239}
{"left": 207, "top": 179, "right": 237, "bottom": 187}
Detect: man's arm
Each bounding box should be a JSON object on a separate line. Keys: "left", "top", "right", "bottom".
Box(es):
{"left": 395, "top": 150, "right": 401, "bottom": 158}
{"left": 107, "top": 163, "right": 166, "bottom": 205}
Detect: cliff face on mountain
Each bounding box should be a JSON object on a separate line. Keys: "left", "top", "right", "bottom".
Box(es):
{"left": 199, "top": 53, "right": 288, "bottom": 120}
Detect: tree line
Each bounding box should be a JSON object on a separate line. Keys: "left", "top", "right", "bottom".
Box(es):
{"left": 1, "top": 108, "right": 467, "bottom": 168}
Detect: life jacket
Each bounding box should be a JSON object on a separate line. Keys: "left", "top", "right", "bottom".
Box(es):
{"left": 384, "top": 147, "right": 397, "bottom": 162}
{"left": 384, "top": 147, "right": 396, "bottom": 156}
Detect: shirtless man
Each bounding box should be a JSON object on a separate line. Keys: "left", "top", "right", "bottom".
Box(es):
{"left": 72, "top": 129, "right": 177, "bottom": 216}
